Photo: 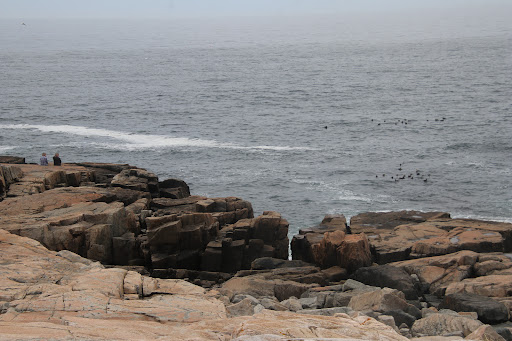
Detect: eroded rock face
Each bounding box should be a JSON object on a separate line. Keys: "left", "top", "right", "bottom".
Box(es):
{"left": 337, "top": 234, "right": 373, "bottom": 273}
{"left": 0, "top": 162, "right": 260, "bottom": 273}
{"left": 290, "top": 219, "right": 371, "bottom": 274}
{"left": 0, "top": 187, "right": 138, "bottom": 264}
{"left": 146, "top": 212, "right": 219, "bottom": 270}
{"left": 200, "top": 211, "right": 289, "bottom": 273}
{"left": 291, "top": 214, "right": 348, "bottom": 266}
{"left": 1, "top": 228, "right": 410, "bottom": 340}
{"left": 0, "top": 165, "right": 23, "bottom": 199}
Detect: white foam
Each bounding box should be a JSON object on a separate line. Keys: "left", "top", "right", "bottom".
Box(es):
{"left": 0, "top": 146, "right": 15, "bottom": 153}
{"left": 338, "top": 190, "right": 374, "bottom": 203}
{"left": 452, "top": 213, "right": 512, "bottom": 224}
{"left": 0, "top": 124, "right": 315, "bottom": 152}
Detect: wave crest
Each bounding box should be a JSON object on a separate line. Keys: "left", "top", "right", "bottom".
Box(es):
{"left": 0, "top": 124, "right": 316, "bottom": 152}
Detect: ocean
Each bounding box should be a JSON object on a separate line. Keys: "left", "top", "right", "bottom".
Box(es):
{"left": 1, "top": 10, "right": 511, "bottom": 236}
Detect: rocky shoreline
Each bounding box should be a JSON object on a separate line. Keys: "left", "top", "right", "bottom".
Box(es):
{"left": 1, "top": 157, "right": 511, "bottom": 340}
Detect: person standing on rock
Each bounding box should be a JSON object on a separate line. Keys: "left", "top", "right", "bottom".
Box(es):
{"left": 53, "top": 153, "right": 61, "bottom": 166}
{"left": 40, "top": 153, "right": 48, "bottom": 166}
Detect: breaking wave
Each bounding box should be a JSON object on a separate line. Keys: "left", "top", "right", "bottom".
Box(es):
{"left": 0, "top": 124, "right": 316, "bottom": 152}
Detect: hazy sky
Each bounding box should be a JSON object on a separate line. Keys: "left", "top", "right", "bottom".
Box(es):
{"left": 2, "top": 0, "right": 511, "bottom": 19}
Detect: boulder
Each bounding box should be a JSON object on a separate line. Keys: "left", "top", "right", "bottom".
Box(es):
{"left": 159, "top": 178, "right": 190, "bottom": 199}
{"left": 321, "top": 214, "right": 348, "bottom": 232}
{"left": 351, "top": 264, "right": 420, "bottom": 300}
{"left": 259, "top": 297, "right": 288, "bottom": 311}
{"left": 440, "top": 293, "right": 510, "bottom": 324}
{"left": 280, "top": 297, "right": 303, "bottom": 312}
{"left": 290, "top": 232, "right": 325, "bottom": 264}
{"left": 291, "top": 214, "right": 348, "bottom": 265}
{"left": 300, "top": 280, "right": 380, "bottom": 309}
{"left": 337, "top": 233, "right": 373, "bottom": 273}
{"left": 291, "top": 225, "right": 372, "bottom": 273}
{"left": 314, "top": 230, "right": 347, "bottom": 268}
{"left": 226, "top": 298, "right": 258, "bottom": 317}
{"left": 384, "top": 309, "right": 418, "bottom": 328}
{"left": 411, "top": 313, "right": 483, "bottom": 337}
{"left": 474, "top": 254, "right": 512, "bottom": 277}
{"left": 0, "top": 156, "right": 25, "bottom": 164}
{"left": 466, "top": 325, "right": 507, "bottom": 341}
{"left": 321, "top": 266, "right": 348, "bottom": 282}
{"left": 221, "top": 272, "right": 318, "bottom": 301}
{"left": 348, "top": 287, "right": 421, "bottom": 321}
{"left": 111, "top": 168, "right": 159, "bottom": 197}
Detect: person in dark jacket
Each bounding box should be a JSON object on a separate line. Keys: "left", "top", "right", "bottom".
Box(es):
{"left": 53, "top": 153, "right": 62, "bottom": 166}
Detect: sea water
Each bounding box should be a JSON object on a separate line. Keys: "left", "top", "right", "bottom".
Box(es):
{"left": 1, "top": 11, "right": 511, "bottom": 236}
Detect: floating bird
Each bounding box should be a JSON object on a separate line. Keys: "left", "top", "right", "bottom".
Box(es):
{"left": 21, "top": 22, "right": 26, "bottom": 26}
{"left": 324, "top": 126, "right": 328, "bottom": 129}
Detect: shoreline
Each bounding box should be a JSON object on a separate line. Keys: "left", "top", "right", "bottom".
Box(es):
{"left": 1, "top": 157, "right": 512, "bottom": 340}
